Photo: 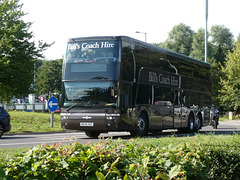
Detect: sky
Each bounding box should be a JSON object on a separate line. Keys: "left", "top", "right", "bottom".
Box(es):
{"left": 20, "top": 0, "right": 240, "bottom": 60}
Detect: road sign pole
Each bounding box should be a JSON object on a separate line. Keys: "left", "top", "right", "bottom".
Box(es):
{"left": 48, "top": 96, "right": 58, "bottom": 128}
{"left": 50, "top": 112, "right": 54, "bottom": 128}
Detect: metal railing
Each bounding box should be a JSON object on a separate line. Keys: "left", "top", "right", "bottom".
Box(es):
{"left": 1, "top": 103, "right": 46, "bottom": 112}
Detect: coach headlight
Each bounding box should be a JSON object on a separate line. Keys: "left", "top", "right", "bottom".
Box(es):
{"left": 106, "top": 116, "right": 116, "bottom": 120}
{"left": 106, "top": 114, "right": 120, "bottom": 120}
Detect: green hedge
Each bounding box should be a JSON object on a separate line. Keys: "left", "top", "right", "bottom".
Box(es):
{"left": 0, "top": 135, "right": 240, "bottom": 179}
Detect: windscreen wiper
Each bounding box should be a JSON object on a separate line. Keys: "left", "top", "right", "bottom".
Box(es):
{"left": 66, "top": 103, "right": 77, "bottom": 111}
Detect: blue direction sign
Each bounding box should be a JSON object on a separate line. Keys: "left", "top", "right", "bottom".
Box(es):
{"left": 48, "top": 97, "right": 58, "bottom": 112}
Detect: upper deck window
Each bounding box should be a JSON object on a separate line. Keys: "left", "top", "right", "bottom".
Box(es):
{"left": 63, "top": 40, "right": 120, "bottom": 80}
{"left": 65, "top": 40, "right": 119, "bottom": 64}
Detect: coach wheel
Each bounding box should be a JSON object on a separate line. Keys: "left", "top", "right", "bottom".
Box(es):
{"left": 195, "top": 115, "right": 202, "bottom": 132}
{"left": 188, "top": 114, "right": 194, "bottom": 133}
{"left": 131, "top": 113, "right": 148, "bottom": 136}
{"left": 85, "top": 131, "right": 100, "bottom": 138}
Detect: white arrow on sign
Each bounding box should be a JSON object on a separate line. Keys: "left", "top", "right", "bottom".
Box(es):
{"left": 49, "top": 101, "right": 58, "bottom": 108}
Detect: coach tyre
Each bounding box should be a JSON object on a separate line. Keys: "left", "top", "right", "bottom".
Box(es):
{"left": 85, "top": 131, "right": 100, "bottom": 138}
{"left": 188, "top": 114, "right": 194, "bottom": 133}
{"left": 195, "top": 114, "right": 202, "bottom": 132}
{"left": 133, "top": 113, "right": 148, "bottom": 136}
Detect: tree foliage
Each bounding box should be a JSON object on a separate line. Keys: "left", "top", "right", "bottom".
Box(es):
{"left": 161, "top": 23, "right": 194, "bottom": 56}
{"left": 236, "top": 33, "right": 240, "bottom": 44}
{"left": 0, "top": 0, "right": 50, "bottom": 102}
{"left": 209, "top": 25, "right": 234, "bottom": 108}
{"left": 210, "top": 25, "right": 234, "bottom": 64}
{"left": 190, "top": 28, "right": 213, "bottom": 61}
{"left": 219, "top": 42, "right": 240, "bottom": 111}
{"left": 208, "top": 58, "right": 222, "bottom": 107}
{"left": 35, "top": 59, "right": 62, "bottom": 96}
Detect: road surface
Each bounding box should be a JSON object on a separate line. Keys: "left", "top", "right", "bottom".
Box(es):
{"left": 0, "top": 121, "right": 240, "bottom": 149}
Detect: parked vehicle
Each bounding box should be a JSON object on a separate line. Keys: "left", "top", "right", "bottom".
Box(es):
{"left": 0, "top": 106, "right": 11, "bottom": 137}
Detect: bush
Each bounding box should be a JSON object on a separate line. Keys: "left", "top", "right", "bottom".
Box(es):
{"left": 0, "top": 134, "right": 240, "bottom": 179}
{"left": 206, "top": 133, "right": 240, "bottom": 179}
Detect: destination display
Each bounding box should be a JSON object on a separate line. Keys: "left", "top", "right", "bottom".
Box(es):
{"left": 139, "top": 67, "right": 180, "bottom": 88}
{"left": 68, "top": 41, "right": 115, "bottom": 50}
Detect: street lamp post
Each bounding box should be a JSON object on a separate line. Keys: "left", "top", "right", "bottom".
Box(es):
{"left": 136, "top": 31, "right": 147, "bottom": 42}
{"left": 205, "top": 0, "right": 208, "bottom": 62}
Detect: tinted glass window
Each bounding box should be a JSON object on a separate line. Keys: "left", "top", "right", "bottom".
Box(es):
{"left": 154, "top": 86, "right": 174, "bottom": 105}
{"left": 62, "top": 81, "right": 118, "bottom": 108}
{"left": 149, "top": 51, "right": 176, "bottom": 73}
{"left": 63, "top": 40, "right": 120, "bottom": 80}
{"left": 66, "top": 41, "right": 119, "bottom": 63}
{"left": 167, "top": 55, "right": 210, "bottom": 81}
{"left": 136, "top": 84, "right": 151, "bottom": 104}
{"left": 135, "top": 45, "right": 148, "bottom": 72}
{"left": 121, "top": 42, "right": 134, "bottom": 81}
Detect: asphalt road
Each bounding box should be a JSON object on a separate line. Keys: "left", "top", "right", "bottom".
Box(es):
{"left": 1, "top": 121, "right": 240, "bottom": 149}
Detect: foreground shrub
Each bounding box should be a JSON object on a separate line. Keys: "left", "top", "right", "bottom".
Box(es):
{"left": 0, "top": 139, "right": 210, "bottom": 179}
{"left": 0, "top": 134, "right": 240, "bottom": 179}
{"left": 208, "top": 148, "right": 240, "bottom": 179}
{"left": 206, "top": 133, "right": 240, "bottom": 179}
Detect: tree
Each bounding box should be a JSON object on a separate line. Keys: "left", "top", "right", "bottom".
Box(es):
{"left": 162, "top": 23, "right": 194, "bottom": 56}
{"left": 208, "top": 58, "right": 222, "bottom": 107}
{"left": 35, "top": 59, "right": 62, "bottom": 96}
{"left": 236, "top": 33, "right": 240, "bottom": 44}
{"left": 0, "top": 0, "right": 50, "bottom": 102}
{"left": 219, "top": 42, "right": 240, "bottom": 113}
{"left": 210, "top": 25, "right": 234, "bottom": 64}
{"left": 190, "top": 28, "right": 213, "bottom": 60}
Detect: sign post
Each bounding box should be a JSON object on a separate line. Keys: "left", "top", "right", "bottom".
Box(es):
{"left": 48, "top": 97, "right": 58, "bottom": 128}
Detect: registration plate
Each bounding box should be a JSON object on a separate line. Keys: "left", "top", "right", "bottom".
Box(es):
{"left": 80, "top": 122, "right": 94, "bottom": 127}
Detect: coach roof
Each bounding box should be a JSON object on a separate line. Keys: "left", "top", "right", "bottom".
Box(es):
{"left": 68, "top": 36, "right": 210, "bottom": 68}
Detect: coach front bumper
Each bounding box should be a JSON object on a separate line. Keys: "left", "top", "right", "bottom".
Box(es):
{"left": 61, "top": 112, "right": 120, "bottom": 132}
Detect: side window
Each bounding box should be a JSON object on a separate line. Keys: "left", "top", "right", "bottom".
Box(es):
{"left": 149, "top": 51, "right": 175, "bottom": 73}
{"left": 174, "top": 90, "right": 181, "bottom": 106}
{"left": 121, "top": 42, "right": 134, "bottom": 81}
{"left": 135, "top": 45, "right": 148, "bottom": 71}
{"left": 154, "top": 86, "right": 173, "bottom": 106}
{"left": 185, "top": 91, "right": 198, "bottom": 107}
{"left": 136, "top": 84, "right": 151, "bottom": 104}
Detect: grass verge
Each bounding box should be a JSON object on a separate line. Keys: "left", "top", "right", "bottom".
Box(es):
{"left": 0, "top": 147, "right": 27, "bottom": 159}
{"left": 7, "top": 111, "right": 62, "bottom": 134}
